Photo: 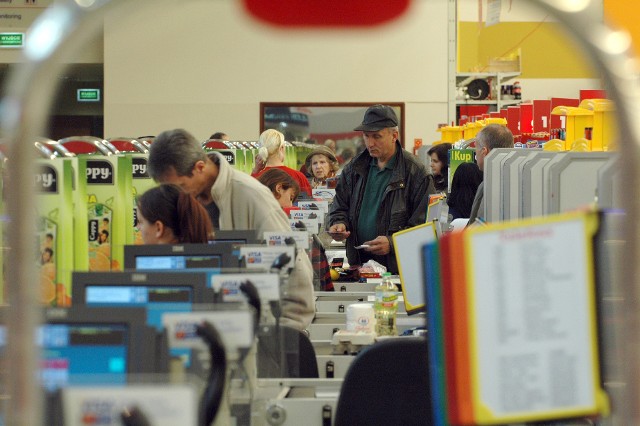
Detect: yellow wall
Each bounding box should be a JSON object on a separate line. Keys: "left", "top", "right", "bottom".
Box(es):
{"left": 603, "top": 0, "right": 640, "bottom": 57}
{"left": 458, "top": 21, "right": 597, "bottom": 78}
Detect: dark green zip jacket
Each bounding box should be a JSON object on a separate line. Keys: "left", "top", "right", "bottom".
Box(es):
{"left": 328, "top": 141, "right": 435, "bottom": 273}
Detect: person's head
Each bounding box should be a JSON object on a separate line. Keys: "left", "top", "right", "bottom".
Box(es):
{"left": 323, "top": 139, "right": 337, "bottom": 153}
{"left": 209, "top": 132, "right": 229, "bottom": 141}
{"left": 341, "top": 148, "right": 355, "bottom": 163}
{"left": 41, "top": 248, "right": 53, "bottom": 264}
{"left": 354, "top": 104, "right": 399, "bottom": 162}
{"left": 304, "top": 146, "right": 339, "bottom": 180}
{"left": 137, "top": 183, "right": 213, "bottom": 244}
{"left": 258, "top": 168, "right": 300, "bottom": 209}
{"left": 257, "top": 129, "right": 286, "bottom": 163}
{"left": 474, "top": 124, "right": 514, "bottom": 171}
{"left": 99, "top": 230, "right": 109, "bottom": 244}
{"left": 427, "top": 143, "right": 452, "bottom": 177}
{"left": 148, "top": 129, "right": 211, "bottom": 198}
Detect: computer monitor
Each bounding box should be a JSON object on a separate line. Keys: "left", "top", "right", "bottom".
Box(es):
{"left": 124, "top": 243, "right": 240, "bottom": 274}
{"left": 211, "top": 229, "right": 260, "bottom": 245}
{"left": 72, "top": 271, "right": 212, "bottom": 370}
{"left": 0, "top": 306, "right": 157, "bottom": 391}
{"left": 71, "top": 271, "right": 211, "bottom": 330}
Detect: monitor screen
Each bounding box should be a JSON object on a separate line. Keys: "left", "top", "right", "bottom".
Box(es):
{"left": 124, "top": 244, "right": 239, "bottom": 277}
{"left": 135, "top": 255, "right": 221, "bottom": 270}
{"left": 39, "top": 323, "right": 128, "bottom": 391}
{"left": 0, "top": 306, "right": 156, "bottom": 391}
{"left": 72, "top": 272, "right": 211, "bottom": 367}
{"left": 72, "top": 271, "right": 210, "bottom": 330}
{"left": 84, "top": 285, "right": 193, "bottom": 330}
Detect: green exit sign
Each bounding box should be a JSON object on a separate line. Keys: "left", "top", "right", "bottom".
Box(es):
{"left": 77, "top": 89, "right": 101, "bottom": 102}
{"left": 0, "top": 33, "right": 24, "bottom": 48}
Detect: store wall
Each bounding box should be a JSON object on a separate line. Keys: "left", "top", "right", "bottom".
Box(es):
{"left": 103, "top": 1, "right": 449, "bottom": 149}
{"left": 457, "top": 0, "right": 605, "bottom": 102}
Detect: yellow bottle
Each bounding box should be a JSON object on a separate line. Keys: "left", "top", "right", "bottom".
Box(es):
{"left": 374, "top": 272, "right": 398, "bottom": 336}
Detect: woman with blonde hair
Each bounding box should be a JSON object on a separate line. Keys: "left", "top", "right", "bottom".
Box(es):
{"left": 251, "top": 129, "right": 312, "bottom": 196}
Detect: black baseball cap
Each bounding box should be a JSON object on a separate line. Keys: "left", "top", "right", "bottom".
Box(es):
{"left": 354, "top": 104, "right": 399, "bottom": 131}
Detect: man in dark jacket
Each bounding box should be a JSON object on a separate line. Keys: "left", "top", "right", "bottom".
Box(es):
{"left": 328, "top": 105, "right": 435, "bottom": 274}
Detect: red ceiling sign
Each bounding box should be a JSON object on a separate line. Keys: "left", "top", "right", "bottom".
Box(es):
{"left": 242, "top": 0, "right": 411, "bottom": 27}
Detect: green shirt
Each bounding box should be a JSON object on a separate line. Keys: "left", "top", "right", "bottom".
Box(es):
{"left": 356, "top": 153, "right": 397, "bottom": 244}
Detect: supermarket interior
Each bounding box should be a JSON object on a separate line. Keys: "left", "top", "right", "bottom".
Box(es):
{"left": 1, "top": 0, "right": 640, "bottom": 425}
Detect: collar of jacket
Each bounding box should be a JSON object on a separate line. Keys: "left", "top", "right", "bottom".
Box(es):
{"left": 208, "top": 151, "right": 233, "bottom": 225}
{"left": 352, "top": 141, "right": 406, "bottom": 186}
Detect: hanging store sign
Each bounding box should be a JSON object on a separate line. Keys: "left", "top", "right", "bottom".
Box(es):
{"left": 242, "top": 0, "right": 410, "bottom": 27}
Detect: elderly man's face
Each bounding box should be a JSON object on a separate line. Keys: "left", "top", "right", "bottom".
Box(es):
{"left": 363, "top": 128, "right": 398, "bottom": 162}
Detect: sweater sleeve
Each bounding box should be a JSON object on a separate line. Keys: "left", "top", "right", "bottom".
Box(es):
{"left": 279, "top": 249, "right": 315, "bottom": 331}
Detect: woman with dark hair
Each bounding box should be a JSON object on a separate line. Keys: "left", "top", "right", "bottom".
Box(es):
{"left": 137, "top": 183, "right": 214, "bottom": 244}
{"left": 447, "top": 162, "right": 483, "bottom": 220}
{"left": 258, "top": 167, "right": 334, "bottom": 291}
{"left": 427, "top": 142, "right": 453, "bottom": 193}
{"left": 257, "top": 168, "right": 300, "bottom": 210}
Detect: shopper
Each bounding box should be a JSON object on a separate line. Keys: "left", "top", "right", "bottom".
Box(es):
{"left": 447, "top": 162, "right": 483, "bottom": 220}
{"left": 427, "top": 142, "right": 452, "bottom": 193}
{"left": 304, "top": 145, "right": 339, "bottom": 189}
{"left": 468, "top": 124, "right": 514, "bottom": 225}
{"left": 137, "top": 183, "right": 213, "bottom": 244}
{"left": 147, "top": 128, "right": 315, "bottom": 331}
{"left": 209, "top": 131, "right": 229, "bottom": 141}
{"left": 251, "top": 129, "right": 312, "bottom": 197}
{"left": 258, "top": 168, "right": 334, "bottom": 291}
{"left": 327, "top": 104, "right": 435, "bottom": 274}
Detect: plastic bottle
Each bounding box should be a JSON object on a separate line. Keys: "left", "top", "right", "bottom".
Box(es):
{"left": 374, "top": 272, "right": 398, "bottom": 336}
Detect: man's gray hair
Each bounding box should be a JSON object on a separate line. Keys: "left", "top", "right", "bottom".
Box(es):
{"left": 476, "top": 124, "right": 514, "bottom": 150}
{"left": 148, "top": 129, "right": 207, "bottom": 181}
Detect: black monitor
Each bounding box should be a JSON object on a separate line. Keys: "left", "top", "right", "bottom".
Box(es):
{"left": 124, "top": 243, "right": 239, "bottom": 274}
{"left": 72, "top": 271, "right": 212, "bottom": 370}
{"left": 72, "top": 271, "right": 211, "bottom": 330}
{"left": 0, "top": 306, "right": 157, "bottom": 391}
{"left": 210, "top": 229, "right": 260, "bottom": 245}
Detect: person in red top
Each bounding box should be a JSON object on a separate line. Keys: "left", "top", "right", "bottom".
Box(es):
{"left": 251, "top": 129, "right": 313, "bottom": 197}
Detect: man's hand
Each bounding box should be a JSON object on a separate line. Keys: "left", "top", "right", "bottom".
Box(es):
{"left": 362, "top": 236, "right": 390, "bottom": 256}
{"left": 328, "top": 223, "right": 351, "bottom": 241}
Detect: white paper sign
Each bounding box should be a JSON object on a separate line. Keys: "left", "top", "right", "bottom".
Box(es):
{"left": 63, "top": 385, "right": 198, "bottom": 426}
{"left": 210, "top": 272, "right": 280, "bottom": 302}
{"left": 312, "top": 188, "right": 336, "bottom": 201}
{"left": 290, "top": 209, "right": 325, "bottom": 225}
{"left": 264, "top": 231, "right": 310, "bottom": 250}
{"left": 288, "top": 217, "right": 320, "bottom": 234}
{"left": 470, "top": 218, "right": 596, "bottom": 416}
{"left": 239, "top": 245, "right": 296, "bottom": 270}
{"left": 163, "top": 310, "right": 253, "bottom": 351}
{"left": 298, "top": 200, "right": 329, "bottom": 214}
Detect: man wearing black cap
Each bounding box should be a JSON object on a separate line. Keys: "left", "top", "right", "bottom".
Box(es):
{"left": 327, "top": 105, "right": 435, "bottom": 274}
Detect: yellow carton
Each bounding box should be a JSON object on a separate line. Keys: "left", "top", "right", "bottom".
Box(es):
{"left": 578, "top": 99, "right": 616, "bottom": 151}
{"left": 551, "top": 106, "right": 594, "bottom": 148}
{"left": 437, "top": 125, "right": 464, "bottom": 143}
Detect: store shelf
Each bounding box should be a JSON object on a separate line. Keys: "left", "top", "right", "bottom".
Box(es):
{"left": 454, "top": 71, "right": 521, "bottom": 120}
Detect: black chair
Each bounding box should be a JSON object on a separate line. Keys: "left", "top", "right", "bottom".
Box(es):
{"left": 257, "top": 324, "right": 319, "bottom": 378}
{"left": 334, "top": 336, "right": 433, "bottom": 426}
